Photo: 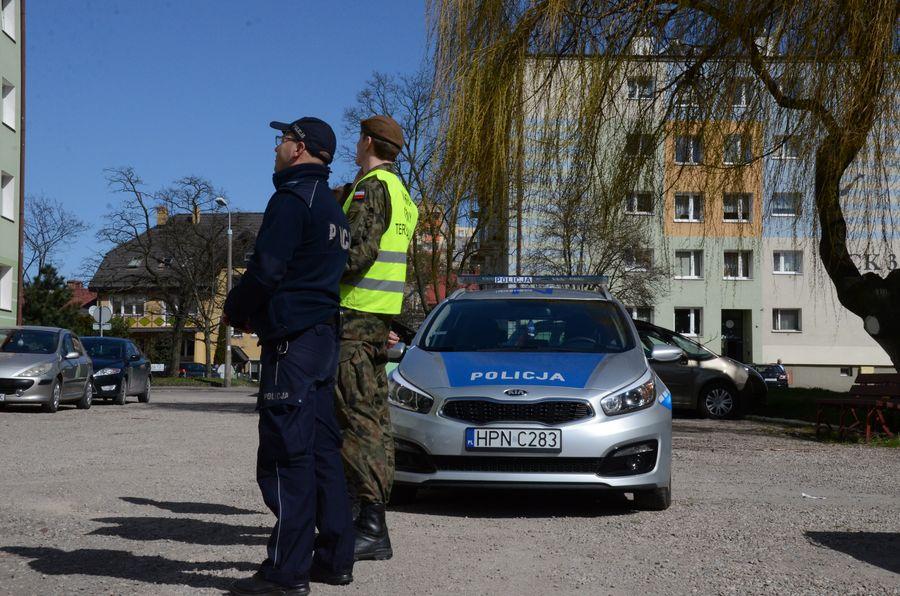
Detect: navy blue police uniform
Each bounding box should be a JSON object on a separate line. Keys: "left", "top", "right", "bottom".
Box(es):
{"left": 224, "top": 159, "right": 354, "bottom": 591}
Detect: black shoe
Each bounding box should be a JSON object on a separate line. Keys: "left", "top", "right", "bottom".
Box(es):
{"left": 354, "top": 501, "right": 393, "bottom": 561}
{"left": 229, "top": 572, "right": 310, "bottom": 595}
{"left": 310, "top": 560, "right": 353, "bottom": 585}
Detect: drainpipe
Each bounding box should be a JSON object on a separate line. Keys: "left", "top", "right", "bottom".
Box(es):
{"left": 15, "top": 0, "right": 26, "bottom": 325}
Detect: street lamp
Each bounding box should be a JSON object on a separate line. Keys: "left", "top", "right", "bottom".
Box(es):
{"left": 215, "top": 196, "right": 233, "bottom": 388}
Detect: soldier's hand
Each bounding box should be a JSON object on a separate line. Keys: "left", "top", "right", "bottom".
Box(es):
{"left": 387, "top": 330, "right": 400, "bottom": 348}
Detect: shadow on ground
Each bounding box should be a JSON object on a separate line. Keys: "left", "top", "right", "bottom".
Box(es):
{"left": 121, "top": 496, "right": 261, "bottom": 516}
{"left": 89, "top": 516, "right": 269, "bottom": 546}
{"left": 147, "top": 401, "right": 256, "bottom": 414}
{"left": 806, "top": 531, "right": 900, "bottom": 574}
{"left": 391, "top": 487, "right": 639, "bottom": 519}
{"left": 1, "top": 546, "right": 254, "bottom": 590}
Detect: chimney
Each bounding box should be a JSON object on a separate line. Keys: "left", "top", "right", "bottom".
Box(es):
{"left": 67, "top": 280, "right": 83, "bottom": 290}
{"left": 156, "top": 206, "right": 168, "bottom": 226}
{"left": 192, "top": 205, "right": 201, "bottom": 224}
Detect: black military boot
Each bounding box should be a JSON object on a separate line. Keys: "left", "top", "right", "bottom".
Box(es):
{"left": 353, "top": 501, "right": 393, "bottom": 561}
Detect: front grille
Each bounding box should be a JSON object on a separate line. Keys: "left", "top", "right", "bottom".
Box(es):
{"left": 0, "top": 378, "right": 35, "bottom": 393}
{"left": 432, "top": 456, "right": 603, "bottom": 474}
{"left": 442, "top": 399, "right": 593, "bottom": 425}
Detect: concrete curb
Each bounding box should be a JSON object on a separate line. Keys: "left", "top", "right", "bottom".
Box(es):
{"left": 152, "top": 386, "right": 257, "bottom": 393}
{"left": 746, "top": 414, "right": 816, "bottom": 428}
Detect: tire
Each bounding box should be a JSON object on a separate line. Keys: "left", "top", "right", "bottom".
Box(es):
{"left": 137, "top": 377, "right": 151, "bottom": 403}
{"left": 42, "top": 379, "right": 61, "bottom": 413}
{"left": 388, "top": 484, "right": 418, "bottom": 506}
{"left": 633, "top": 485, "right": 672, "bottom": 511}
{"left": 76, "top": 379, "right": 93, "bottom": 410}
{"left": 699, "top": 382, "right": 739, "bottom": 419}
{"left": 113, "top": 379, "right": 127, "bottom": 406}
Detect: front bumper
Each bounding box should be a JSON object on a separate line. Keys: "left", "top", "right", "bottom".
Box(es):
{"left": 392, "top": 400, "right": 672, "bottom": 490}
{"left": 92, "top": 375, "right": 123, "bottom": 397}
{"left": 0, "top": 377, "right": 56, "bottom": 404}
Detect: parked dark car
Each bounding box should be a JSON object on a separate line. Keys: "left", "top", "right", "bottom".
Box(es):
{"left": 633, "top": 320, "right": 767, "bottom": 419}
{"left": 81, "top": 337, "right": 151, "bottom": 405}
{"left": 753, "top": 363, "right": 789, "bottom": 389}
{"left": 178, "top": 362, "right": 220, "bottom": 379}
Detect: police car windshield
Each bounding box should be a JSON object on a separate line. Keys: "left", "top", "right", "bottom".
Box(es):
{"left": 421, "top": 299, "right": 634, "bottom": 353}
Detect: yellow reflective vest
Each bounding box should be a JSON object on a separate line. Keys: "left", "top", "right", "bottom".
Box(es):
{"left": 340, "top": 168, "right": 418, "bottom": 315}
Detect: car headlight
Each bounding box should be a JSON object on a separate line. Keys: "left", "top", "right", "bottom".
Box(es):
{"left": 600, "top": 377, "right": 656, "bottom": 416}
{"left": 17, "top": 362, "right": 54, "bottom": 378}
{"left": 95, "top": 368, "right": 122, "bottom": 376}
{"left": 388, "top": 371, "right": 434, "bottom": 414}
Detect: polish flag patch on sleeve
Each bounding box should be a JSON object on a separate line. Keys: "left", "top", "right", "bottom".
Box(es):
{"left": 353, "top": 189, "right": 366, "bottom": 200}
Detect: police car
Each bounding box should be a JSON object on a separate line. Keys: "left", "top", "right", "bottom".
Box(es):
{"left": 386, "top": 276, "right": 679, "bottom": 510}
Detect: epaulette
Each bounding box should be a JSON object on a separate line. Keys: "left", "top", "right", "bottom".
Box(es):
{"left": 276, "top": 179, "right": 321, "bottom": 208}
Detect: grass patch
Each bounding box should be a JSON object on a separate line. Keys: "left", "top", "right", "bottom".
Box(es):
{"left": 153, "top": 376, "right": 258, "bottom": 388}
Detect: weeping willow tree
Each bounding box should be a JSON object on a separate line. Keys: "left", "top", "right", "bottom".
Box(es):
{"left": 430, "top": 0, "right": 900, "bottom": 368}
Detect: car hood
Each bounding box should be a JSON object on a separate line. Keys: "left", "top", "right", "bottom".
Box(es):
{"left": 0, "top": 352, "right": 59, "bottom": 376}
{"left": 397, "top": 346, "right": 648, "bottom": 397}
{"left": 91, "top": 357, "right": 124, "bottom": 370}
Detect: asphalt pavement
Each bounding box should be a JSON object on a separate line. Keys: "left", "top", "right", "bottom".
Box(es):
{"left": 0, "top": 388, "right": 897, "bottom": 595}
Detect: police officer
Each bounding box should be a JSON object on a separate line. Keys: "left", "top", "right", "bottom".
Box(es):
{"left": 224, "top": 117, "right": 354, "bottom": 596}
{"left": 334, "top": 115, "right": 418, "bottom": 561}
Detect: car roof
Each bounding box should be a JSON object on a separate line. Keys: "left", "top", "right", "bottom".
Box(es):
{"left": 0, "top": 326, "right": 64, "bottom": 333}
{"left": 449, "top": 288, "right": 610, "bottom": 301}
{"left": 81, "top": 336, "right": 129, "bottom": 343}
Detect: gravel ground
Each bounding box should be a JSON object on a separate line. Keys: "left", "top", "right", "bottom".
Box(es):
{"left": 0, "top": 388, "right": 897, "bottom": 595}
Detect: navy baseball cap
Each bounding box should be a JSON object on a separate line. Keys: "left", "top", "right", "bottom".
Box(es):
{"left": 270, "top": 117, "right": 336, "bottom": 164}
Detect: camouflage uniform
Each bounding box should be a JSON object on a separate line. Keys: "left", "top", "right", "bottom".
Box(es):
{"left": 334, "top": 164, "right": 396, "bottom": 505}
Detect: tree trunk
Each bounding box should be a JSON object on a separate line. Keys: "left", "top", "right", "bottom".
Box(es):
{"left": 204, "top": 330, "right": 213, "bottom": 379}
{"left": 168, "top": 314, "right": 185, "bottom": 377}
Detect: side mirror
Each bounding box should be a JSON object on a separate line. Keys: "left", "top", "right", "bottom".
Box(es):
{"left": 129, "top": 354, "right": 141, "bottom": 362}
{"left": 386, "top": 342, "right": 407, "bottom": 363}
{"left": 65, "top": 351, "right": 81, "bottom": 360}
{"left": 650, "top": 345, "right": 683, "bottom": 363}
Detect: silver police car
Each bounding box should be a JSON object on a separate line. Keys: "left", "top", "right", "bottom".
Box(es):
{"left": 387, "top": 276, "right": 679, "bottom": 510}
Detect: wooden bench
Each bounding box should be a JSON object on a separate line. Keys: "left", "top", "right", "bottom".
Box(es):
{"left": 815, "top": 373, "right": 900, "bottom": 442}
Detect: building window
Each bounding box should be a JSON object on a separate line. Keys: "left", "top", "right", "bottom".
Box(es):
{"left": 773, "top": 250, "right": 802, "bottom": 274}
{"left": 112, "top": 296, "right": 146, "bottom": 317}
{"left": 0, "top": 264, "right": 11, "bottom": 311}
{"left": 723, "top": 134, "right": 751, "bottom": 165}
{"left": 731, "top": 78, "right": 753, "bottom": 107}
{"left": 1, "top": 172, "right": 12, "bottom": 221}
{"left": 674, "top": 307, "right": 702, "bottom": 337}
{"left": 674, "top": 135, "right": 702, "bottom": 164}
{"left": 1, "top": 80, "right": 14, "bottom": 130}
{"left": 674, "top": 85, "right": 699, "bottom": 108}
{"left": 127, "top": 257, "right": 143, "bottom": 268}
{"left": 723, "top": 193, "right": 752, "bottom": 222}
{"left": 624, "top": 248, "right": 652, "bottom": 272}
{"left": 1, "top": 0, "right": 14, "bottom": 40}
{"left": 724, "top": 250, "right": 752, "bottom": 279}
{"left": 674, "top": 193, "right": 703, "bottom": 221}
{"left": 625, "top": 306, "right": 653, "bottom": 322}
{"left": 625, "top": 134, "right": 654, "bottom": 157}
{"left": 627, "top": 76, "right": 655, "bottom": 100}
{"left": 624, "top": 192, "right": 653, "bottom": 215}
{"left": 674, "top": 250, "right": 703, "bottom": 279}
{"left": 773, "top": 135, "right": 800, "bottom": 159}
{"left": 773, "top": 308, "right": 801, "bottom": 332}
{"left": 772, "top": 192, "right": 801, "bottom": 216}
{"left": 839, "top": 366, "right": 853, "bottom": 377}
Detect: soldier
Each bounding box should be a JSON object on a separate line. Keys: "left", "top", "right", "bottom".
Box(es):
{"left": 225, "top": 117, "right": 355, "bottom": 596}
{"left": 334, "top": 115, "right": 418, "bottom": 561}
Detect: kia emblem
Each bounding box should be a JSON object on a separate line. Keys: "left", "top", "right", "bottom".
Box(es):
{"left": 504, "top": 388, "right": 528, "bottom": 396}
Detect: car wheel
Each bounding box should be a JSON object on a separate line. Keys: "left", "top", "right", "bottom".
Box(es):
{"left": 699, "top": 382, "right": 739, "bottom": 419}
{"left": 633, "top": 484, "right": 671, "bottom": 511}
{"left": 388, "top": 484, "right": 418, "bottom": 506}
{"left": 42, "top": 379, "right": 61, "bottom": 413}
{"left": 137, "top": 377, "right": 151, "bottom": 403}
{"left": 76, "top": 379, "right": 93, "bottom": 410}
{"left": 114, "top": 380, "right": 127, "bottom": 406}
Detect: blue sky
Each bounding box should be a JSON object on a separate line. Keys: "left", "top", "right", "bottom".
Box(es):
{"left": 25, "top": 0, "right": 428, "bottom": 279}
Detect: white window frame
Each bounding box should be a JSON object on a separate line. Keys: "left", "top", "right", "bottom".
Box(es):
{"left": 673, "top": 193, "right": 703, "bottom": 222}
{"left": 772, "top": 192, "right": 801, "bottom": 217}
{"left": 773, "top": 135, "right": 800, "bottom": 160}
{"left": 723, "top": 134, "right": 751, "bottom": 165}
{"left": 772, "top": 308, "right": 802, "bottom": 332}
{"left": 773, "top": 250, "right": 803, "bottom": 275}
{"left": 1, "top": 79, "right": 14, "bottom": 130}
{"left": 674, "top": 85, "right": 699, "bottom": 108}
{"left": 1, "top": 171, "right": 13, "bottom": 221}
{"left": 1, "top": 0, "right": 14, "bottom": 40}
{"left": 0, "top": 264, "right": 11, "bottom": 311}
{"left": 674, "top": 135, "right": 702, "bottom": 165}
{"left": 624, "top": 248, "right": 653, "bottom": 272}
{"left": 674, "top": 250, "right": 703, "bottom": 279}
{"left": 731, "top": 79, "right": 753, "bottom": 107}
{"left": 723, "top": 193, "right": 752, "bottom": 222}
{"left": 627, "top": 76, "right": 655, "bottom": 100}
{"left": 625, "top": 306, "right": 653, "bottom": 323}
{"left": 723, "top": 250, "right": 752, "bottom": 280}
{"left": 674, "top": 307, "right": 702, "bottom": 337}
{"left": 112, "top": 296, "right": 146, "bottom": 317}
{"left": 624, "top": 192, "right": 653, "bottom": 215}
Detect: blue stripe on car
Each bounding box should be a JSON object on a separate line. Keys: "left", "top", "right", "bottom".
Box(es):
{"left": 440, "top": 352, "right": 605, "bottom": 388}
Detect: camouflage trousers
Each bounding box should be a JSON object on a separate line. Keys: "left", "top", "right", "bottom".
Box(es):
{"left": 334, "top": 338, "right": 394, "bottom": 505}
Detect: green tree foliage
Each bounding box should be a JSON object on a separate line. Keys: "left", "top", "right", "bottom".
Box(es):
{"left": 22, "top": 266, "right": 85, "bottom": 331}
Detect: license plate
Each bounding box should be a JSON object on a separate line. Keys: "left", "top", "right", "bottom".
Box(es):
{"left": 465, "top": 427, "right": 562, "bottom": 452}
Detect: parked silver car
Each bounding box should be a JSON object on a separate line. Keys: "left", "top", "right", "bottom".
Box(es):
{"left": 0, "top": 327, "right": 94, "bottom": 413}
{"left": 387, "top": 276, "right": 678, "bottom": 510}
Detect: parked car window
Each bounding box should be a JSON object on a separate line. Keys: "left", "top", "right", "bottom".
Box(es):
{"left": 72, "top": 337, "right": 86, "bottom": 355}
{"left": 81, "top": 339, "right": 124, "bottom": 359}
{"left": 63, "top": 335, "right": 76, "bottom": 355}
{"left": 0, "top": 329, "right": 58, "bottom": 354}
{"left": 639, "top": 324, "right": 715, "bottom": 361}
